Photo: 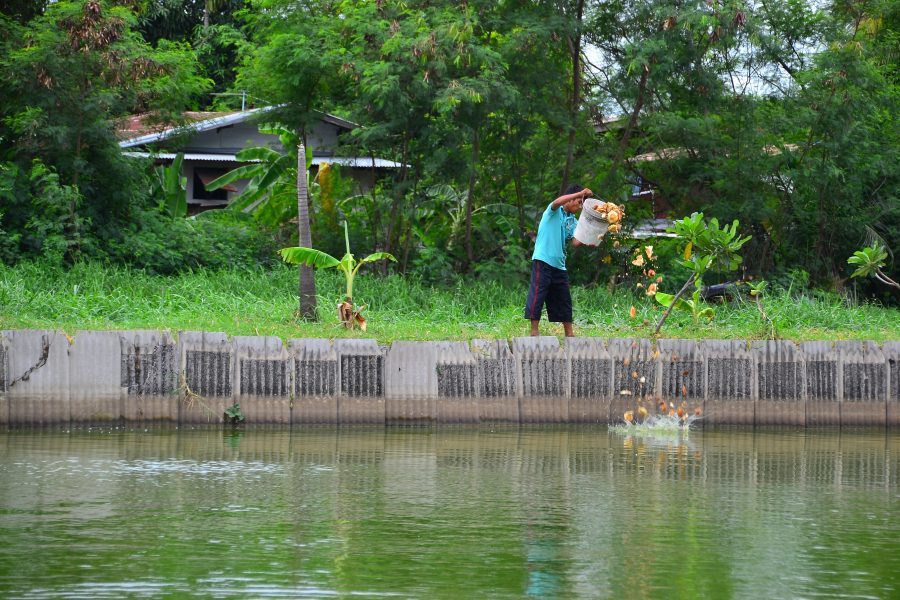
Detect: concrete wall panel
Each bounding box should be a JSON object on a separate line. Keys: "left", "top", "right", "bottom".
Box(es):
{"left": 659, "top": 339, "right": 704, "bottom": 400}
{"left": 386, "top": 342, "right": 439, "bottom": 423}
{"left": 120, "top": 330, "right": 178, "bottom": 421}
{"left": 0, "top": 335, "right": 9, "bottom": 426}
{"left": 335, "top": 339, "right": 384, "bottom": 424}
{"left": 700, "top": 340, "right": 755, "bottom": 426}
{"left": 838, "top": 341, "right": 886, "bottom": 427}
{"left": 433, "top": 342, "right": 478, "bottom": 423}
{"left": 0, "top": 328, "right": 898, "bottom": 427}
{"left": 472, "top": 339, "right": 518, "bottom": 423}
{"left": 513, "top": 337, "right": 568, "bottom": 423}
{"left": 179, "top": 331, "right": 233, "bottom": 424}
{"left": 886, "top": 342, "right": 900, "bottom": 427}
{"left": 608, "top": 338, "right": 658, "bottom": 422}
{"left": 565, "top": 338, "right": 611, "bottom": 423}
{"left": 803, "top": 341, "right": 840, "bottom": 426}
{"left": 234, "top": 336, "right": 290, "bottom": 424}
{"left": 69, "top": 330, "right": 122, "bottom": 424}
{"left": 3, "top": 330, "right": 70, "bottom": 425}
{"left": 289, "top": 339, "right": 337, "bottom": 424}
{"left": 754, "top": 341, "right": 805, "bottom": 426}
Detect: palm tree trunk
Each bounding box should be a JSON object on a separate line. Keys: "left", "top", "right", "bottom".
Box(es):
{"left": 297, "top": 140, "right": 317, "bottom": 319}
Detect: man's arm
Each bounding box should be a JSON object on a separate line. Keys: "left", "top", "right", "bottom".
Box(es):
{"left": 551, "top": 187, "right": 593, "bottom": 209}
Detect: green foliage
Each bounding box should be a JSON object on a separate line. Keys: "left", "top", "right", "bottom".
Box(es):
{"left": 106, "top": 207, "right": 282, "bottom": 274}
{"left": 23, "top": 161, "right": 92, "bottom": 265}
{"left": 848, "top": 243, "right": 900, "bottom": 290}
{"left": 655, "top": 280, "right": 714, "bottom": 324}
{"left": 0, "top": 0, "right": 210, "bottom": 267}
{"left": 224, "top": 402, "right": 244, "bottom": 423}
{"left": 670, "top": 212, "right": 751, "bottom": 277}
{"left": 1, "top": 0, "right": 897, "bottom": 309}
{"left": 848, "top": 244, "right": 889, "bottom": 279}
{"left": 0, "top": 159, "right": 93, "bottom": 265}
{"left": 588, "top": 0, "right": 898, "bottom": 286}
{"left": 748, "top": 280, "right": 769, "bottom": 298}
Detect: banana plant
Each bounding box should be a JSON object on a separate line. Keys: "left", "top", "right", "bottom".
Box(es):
{"left": 151, "top": 153, "right": 186, "bottom": 218}
{"left": 279, "top": 222, "right": 396, "bottom": 330}
{"left": 204, "top": 125, "right": 306, "bottom": 227}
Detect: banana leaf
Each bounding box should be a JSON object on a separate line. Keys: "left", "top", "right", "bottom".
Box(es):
{"left": 279, "top": 247, "right": 341, "bottom": 269}
{"left": 358, "top": 252, "right": 397, "bottom": 265}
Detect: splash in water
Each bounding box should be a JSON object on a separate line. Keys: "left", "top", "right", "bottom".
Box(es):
{"left": 609, "top": 400, "right": 702, "bottom": 434}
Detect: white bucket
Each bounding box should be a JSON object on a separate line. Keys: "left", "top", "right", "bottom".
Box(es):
{"left": 573, "top": 198, "right": 609, "bottom": 246}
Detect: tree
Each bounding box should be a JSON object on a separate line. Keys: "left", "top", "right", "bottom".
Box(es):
{"left": 848, "top": 244, "right": 900, "bottom": 291}
{"left": 336, "top": 0, "right": 570, "bottom": 274}
{"left": 0, "top": 1, "right": 209, "bottom": 261}
{"left": 206, "top": 125, "right": 342, "bottom": 321}
{"left": 585, "top": 0, "right": 898, "bottom": 288}
{"left": 654, "top": 213, "right": 750, "bottom": 334}
{"left": 235, "top": 1, "right": 348, "bottom": 318}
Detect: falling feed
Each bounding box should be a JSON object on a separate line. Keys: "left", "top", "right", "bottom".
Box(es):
{"left": 611, "top": 398, "right": 702, "bottom": 433}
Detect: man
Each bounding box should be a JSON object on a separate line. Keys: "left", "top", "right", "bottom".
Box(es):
{"left": 524, "top": 184, "right": 592, "bottom": 337}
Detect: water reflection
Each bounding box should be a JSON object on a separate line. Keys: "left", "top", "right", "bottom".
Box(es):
{"left": 0, "top": 427, "right": 898, "bottom": 598}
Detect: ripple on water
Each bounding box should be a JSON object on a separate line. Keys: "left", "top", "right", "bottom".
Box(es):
{"left": 0, "top": 428, "right": 898, "bottom": 599}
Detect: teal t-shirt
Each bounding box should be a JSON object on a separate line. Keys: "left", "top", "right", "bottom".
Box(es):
{"left": 532, "top": 202, "right": 578, "bottom": 270}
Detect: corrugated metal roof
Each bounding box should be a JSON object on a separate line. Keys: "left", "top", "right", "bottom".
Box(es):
{"left": 122, "top": 151, "right": 406, "bottom": 168}
{"left": 119, "top": 107, "right": 272, "bottom": 148}
{"left": 118, "top": 106, "right": 360, "bottom": 148}
{"left": 629, "top": 218, "right": 678, "bottom": 239}
{"left": 316, "top": 156, "right": 407, "bottom": 168}
{"left": 124, "top": 151, "right": 247, "bottom": 162}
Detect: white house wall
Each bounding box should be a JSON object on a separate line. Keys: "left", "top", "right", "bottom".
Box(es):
{"left": 185, "top": 121, "right": 342, "bottom": 155}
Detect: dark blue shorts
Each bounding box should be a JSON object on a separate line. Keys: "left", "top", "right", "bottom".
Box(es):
{"left": 524, "top": 260, "right": 572, "bottom": 322}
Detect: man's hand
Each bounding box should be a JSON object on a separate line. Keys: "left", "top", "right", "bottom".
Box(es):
{"left": 581, "top": 188, "right": 593, "bottom": 199}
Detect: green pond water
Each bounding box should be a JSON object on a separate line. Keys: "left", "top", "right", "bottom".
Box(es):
{"left": 1, "top": 426, "right": 898, "bottom": 599}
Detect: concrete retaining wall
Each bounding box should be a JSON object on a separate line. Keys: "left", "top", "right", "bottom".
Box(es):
{"left": 2, "top": 329, "right": 898, "bottom": 427}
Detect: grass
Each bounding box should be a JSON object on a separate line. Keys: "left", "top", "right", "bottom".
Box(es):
{"left": 1, "top": 260, "right": 898, "bottom": 343}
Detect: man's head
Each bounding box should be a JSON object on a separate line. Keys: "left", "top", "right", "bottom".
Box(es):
{"left": 563, "top": 184, "right": 585, "bottom": 214}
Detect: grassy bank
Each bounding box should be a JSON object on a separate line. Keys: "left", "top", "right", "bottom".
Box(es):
{"left": 1, "top": 261, "right": 898, "bottom": 342}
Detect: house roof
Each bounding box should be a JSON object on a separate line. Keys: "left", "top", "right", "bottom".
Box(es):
{"left": 631, "top": 143, "right": 800, "bottom": 163}
{"left": 122, "top": 151, "right": 406, "bottom": 169}
{"left": 118, "top": 106, "right": 358, "bottom": 149}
